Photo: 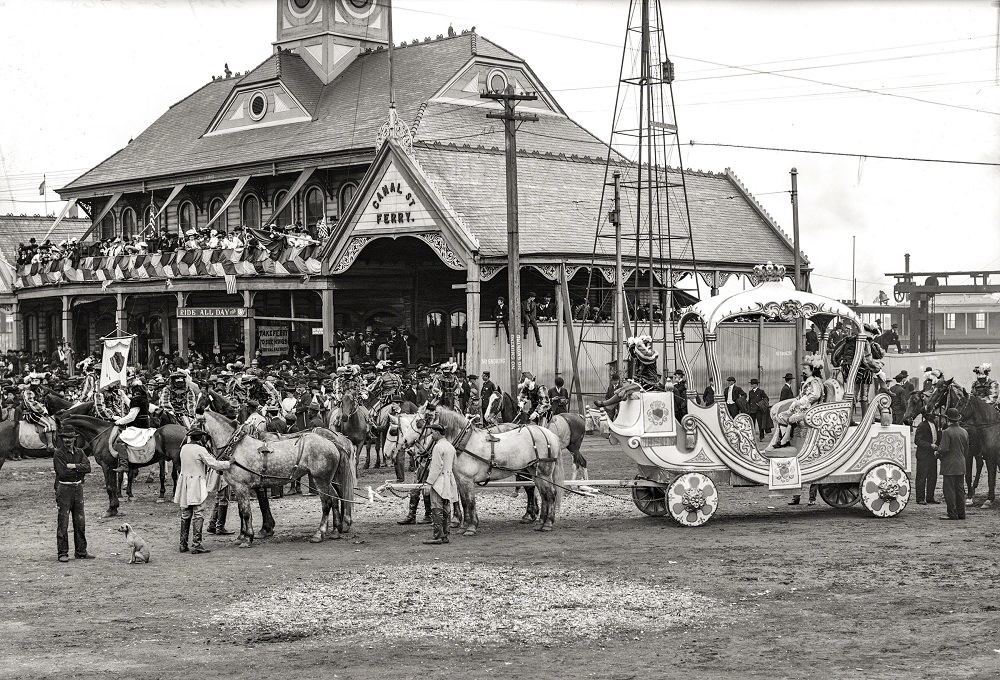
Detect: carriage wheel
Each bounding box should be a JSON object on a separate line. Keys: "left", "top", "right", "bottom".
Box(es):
{"left": 666, "top": 472, "right": 718, "bottom": 527}
{"left": 632, "top": 476, "right": 668, "bottom": 517}
{"left": 818, "top": 483, "right": 861, "bottom": 508}
{"left": 860, "top": 463, "right": 910, "bottom": 518}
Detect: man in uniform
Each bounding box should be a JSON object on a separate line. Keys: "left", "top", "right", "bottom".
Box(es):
{"left": 421, "top": 421, "right": 460, "bottom": 545}
{"left": 53, "top": 423, "right": 94, "bottom": 562}
{"left": 159, "top": 371, "right": 198, "bottom": 427}
{"left": 934, "top": 408, "right": 968, "bottom": 520}
{"left": 174, "top": 427, "right": 231, "bottom": 553}
{"left": 368, "top": 360, "right": 403, "bottom": 415}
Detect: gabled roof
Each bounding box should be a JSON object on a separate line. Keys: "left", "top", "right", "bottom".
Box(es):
{"left": 60, "top": 31, "right": 541, "bottom": 194}
{"left": 236, "top": 50, "right": 324, "bottom": 115}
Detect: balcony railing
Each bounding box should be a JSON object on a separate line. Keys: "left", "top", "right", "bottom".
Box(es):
{"left": 15, "top": 243, "right": 323, "bottom": 289}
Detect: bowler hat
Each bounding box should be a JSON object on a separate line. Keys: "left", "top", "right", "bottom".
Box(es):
{"left": 783, "top": 373, "right": 794, "bottom": 380}
{"left": 945, "top": 408, "right": 962, "bottom": 422}
{"left": 726, "top": 376, "right": 736, "bottom": 382}
{"left": 749, "top": 378, "right": 759, "bottom": 385}
{"left": 893, "top": 373, "right": 906, "bottom": 382}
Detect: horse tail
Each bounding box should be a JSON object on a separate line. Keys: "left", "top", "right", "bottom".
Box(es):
{"left": 551, "top": 434, "right": 565, "bottom": 514}
{"left": 336, "top": 436, "right": 357, "bottom": 529}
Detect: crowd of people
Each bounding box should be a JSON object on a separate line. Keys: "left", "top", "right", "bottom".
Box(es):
{"left": 15, "top": 219, "right": 327, "bottom": 268}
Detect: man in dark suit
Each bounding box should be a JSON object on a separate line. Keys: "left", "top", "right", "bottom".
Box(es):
{"left": 493, "top": 297, "right": 509, "bottom": 342}
{"left": 671, "top": 370, "right": 688, "bottom": 420}
{"left": 702, "top": 377, "right": 715, "bottom": 406}
{"left": 747, "top": 378, "right": 770, "bottom": 440}
{"left": 480, "top": 371, "right": 498, "bottom": 413}
{"left": 522, "top": 292, "right": 541, "bottom": 347}
{"left": 805, "top": 325, "right": 819, "bottom": 353}
{"left": 914, "top": 414, "right": 939, "bottom": 505}
{"left": 934, "top": 408, "right": 969, "bottom": 519}
{"left": 779, "top": 373, "right": 795, "bottom": 402}
{"left": 602, "top": 373, "right": 622, "bottom": 421}
{"left": 723, "top": 376, "right": 746, "bottom": 418}
{"left": 889, "top": 374, "right": 908, "bottom": 425}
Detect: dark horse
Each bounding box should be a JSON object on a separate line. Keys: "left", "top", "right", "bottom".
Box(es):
{"left": 329, "top": 391, "right": 369, "bottom": 469}
{"left": 927, "top": 379, "right": 1000, "bottom": 506}
{"left": 60, "top": 414, "right": 187, "bottom": 517}
{"left": 0, "top": 392, "right": 94, "bottom": 462}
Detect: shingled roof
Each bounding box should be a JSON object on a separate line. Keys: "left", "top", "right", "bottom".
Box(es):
{"left": 411, "top": 143, "right": 803, "bottom": 269}
{"left": 60, "top": 31, "right": 575, "bottom": 193}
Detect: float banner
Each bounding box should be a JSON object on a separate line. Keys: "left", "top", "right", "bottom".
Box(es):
{"left": 100, "top": 337, "right": 132, "bottom": 389}
{"left": 258, "top": 326, "right": 289, "bottom": 356}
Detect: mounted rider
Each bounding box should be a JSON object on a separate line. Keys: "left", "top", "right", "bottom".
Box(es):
{"left": 113, "top": 381, "right": 153, "bottom": 473}
{"left": 21, "top": 372, "right": 58, "bottom": 451}
{"left": 368, "top": 360, "right": 404, "bottom": 416}
{"left": 593, "top": 335, "right": 663, "bottom": 411}
{"left": 94, "top": 379, "right": 128, "bottom": 421}
{"left": 831, "top": 323, "right": 885, "bottom": 417}
{"left": 243, "top": 400, "right": 268, "bottom": 437}
{"left": 517, "top": 371, "right": 550, "bottom": 424}
{"left": 77, "top": 357, "right": 98, "bottom": 402}
{"left": 971, "top": 364, "right": 999, "bottom": 409}
{"left": 159, "top": 371, "right": 198, "bottom": 427}
{"left": 436, "top": 361, "right": 458, "bottom": 408}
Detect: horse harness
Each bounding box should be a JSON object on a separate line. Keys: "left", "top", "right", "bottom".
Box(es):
{"left": 449, "top": 421, "right": 558, "bottom": 486}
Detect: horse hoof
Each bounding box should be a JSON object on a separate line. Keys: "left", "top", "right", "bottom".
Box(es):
{"left": 155, "top": 498, "right": 165, "bottom": 504}
{"left": 462, "top": 529, "right": 477, "bottom": 537}
{"left": 101, "top": 509, "right": 119, "bottom": 519}
{"left": 258, "top": 529, "right": 274, "bottom": 539}
{"left": 519, "top": 516, "right": 537, "bottom": 524}
{"left": 536, "top": 524, "right": 553, "bottom": 532}
{"left": 309, "top": 535, "right": 323, "bottom": 543}
{"left": 329, "top": 533, "right": 342, "bottom": 540}
{"left": 237, "top": 542, "right": 252, "bottom": 549}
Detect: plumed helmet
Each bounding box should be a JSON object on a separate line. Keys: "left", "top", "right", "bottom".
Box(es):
{"left": 974, "top": 363, "right": 992, "bottom": 375}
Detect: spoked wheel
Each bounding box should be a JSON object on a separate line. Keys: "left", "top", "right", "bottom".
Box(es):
{"left": 818, "top": 482, "right": 862, "bottom": 508}
{"left": 861, "top": 463, "right": 910, "bottom": 518}
{"left": 666, "top": 472, "right": 718, "bottom": 527}
{"left": 632, "top": 476, "right": 668, "bottom": 516}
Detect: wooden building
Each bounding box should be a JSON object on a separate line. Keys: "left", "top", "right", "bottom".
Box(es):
{"left": 10, "top": 0, "right": 807, "bottom": 391}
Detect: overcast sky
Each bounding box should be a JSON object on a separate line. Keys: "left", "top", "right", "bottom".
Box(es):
{"left": 1, "top": 0, "right": 997, "bottom": 302}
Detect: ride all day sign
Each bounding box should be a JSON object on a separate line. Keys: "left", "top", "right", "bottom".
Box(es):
{"left": 257, "top": 326, "right": 289, "bottom": 357}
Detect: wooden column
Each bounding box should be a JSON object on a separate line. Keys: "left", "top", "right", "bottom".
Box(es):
{"left": 465, "top": 259, "right": 481, "bottom": 375}
{"left": 115, "top": 293, "right": 126, "bottom": 333}
{"left": 11, "top": 301, "right": 21, "bottom": 352}
{"left": 321, "top": 288, "right": 335, "bottom": 361}
{"left": 175, "top": 292, "right": 186, "bottom": 358}
{"left": 243, "top": 290, "right": 255, "bottom": 363}
{"left": 61, "top": 295, "right": 73, "bottom": 376}
{"left": 554, "top": 281, "right": 563, "bottom": 377}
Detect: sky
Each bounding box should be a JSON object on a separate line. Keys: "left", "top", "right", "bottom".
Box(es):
{"left": 0, "top": 0, "right": 998, "bottom": 304}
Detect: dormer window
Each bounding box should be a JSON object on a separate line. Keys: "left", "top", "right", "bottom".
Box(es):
{"left": 248, "top": 91, "right": 268, "bottom": 121}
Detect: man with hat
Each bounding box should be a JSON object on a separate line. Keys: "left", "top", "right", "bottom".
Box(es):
{"left": 522, "top": 291, "right": 542, "bottom": 347}
{"left": 420, "top": 419, "right": 460, "bottom": 545}
{"left": 53, "top": 422, "right": 94, "bottom": 562}
{"left": 779, "top": 373, "right": 795, "bottom": 402}
{"left": 772, "top": 356, "right": 824, "bottom": 450}
{"left": 722, "top": 376, "right": 747, "bottom": 419}
{"left": 479, "top": 371, "right": 498, "bottom": 417}
{"left": 746, "top": 377, "right": 770, "bottom": 441}
{"left": 517, "top": 371, "right": 550, "bottom": 424}
{"left": 159, "top": 371, "right": 198, "bottom": 427}
{"left": 671, "top": 370, "right": 688, "bottom": 421}
{"left": 174, "top": 427, "right": 231, "bottom": 553}
{"left": 970, "top": 364, "right": 998, "bottom": 407}
{"left": 875, "top": 323, "right": 903, "bottom": 354}
{"left": 21, "top": 373, "right": 58, "bottom": 451}
{"left": 889, "top": 373, "right": 908, "bottom": 425}
{"left": 397, "top": 405, "right": 435, "bottom": 526}
{"left": 913, "top": 405, "right": 940, "bottom": 505}
{"left": 933, "top": 408, "right": 969, "bottom": 520}
{"left": 436, "top": 361, "right": 458, "bottom": 409}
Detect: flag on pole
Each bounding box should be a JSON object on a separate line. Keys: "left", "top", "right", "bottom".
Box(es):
{"left": 99, "top": 336, "right": 132, "bottom": 389}
{"left": 224, "top": 274, "right": 237, "bottom": 295}
{"left": 38, "top": 175, "right": 46, "bottom": 196}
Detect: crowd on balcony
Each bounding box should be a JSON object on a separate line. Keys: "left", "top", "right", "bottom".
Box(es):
{"left": 16, "top": 219, "right": 329, "bottom": 268}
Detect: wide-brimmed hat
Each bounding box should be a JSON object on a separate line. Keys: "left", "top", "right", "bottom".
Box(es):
{"left": 893, "top": 373, "right": 906, "bottom": 382}
{"left": 945, "top": 408, "right": 962, "bottom": 422}
{"left": 187, "top": 428, "right": 209, "bottom": 439}
{"left": 783, "top": 373, "right": 794, "bottom": 380}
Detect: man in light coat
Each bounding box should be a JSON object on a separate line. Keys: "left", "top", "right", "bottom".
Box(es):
{"left": 174, "top": 428, "right": 231, "bottom": 553}
{"left": 422, "top": 422, "right": 460, "bottom": 545}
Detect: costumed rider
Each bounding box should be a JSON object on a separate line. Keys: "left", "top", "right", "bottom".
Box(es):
{"left": 21, "top": 372, "right": 58, "bottom": 451}
{"left": 77, "top": 357, "right": 98, "bottom": 403}
{"left": 771, "top": 355, "right": 825, "bottom": 450}
{"left": 369, "top": 360, "right": 404, "bottom": 415}
{"left": 159, "top": 371, "right": 198, "bottom": 427}
{"left": 436, "top": 361, "right": 458, "bottom": 408}
{"left": 113, "top": 381, "right": 153, "bottom": 473}
{"left": 94, "top": 379, "right": 128, "bottom": 421}
{"left": 971, "top": 364, "right": 999, "bottom": 409}
{"left": 833, "top": 323, "right": 885, "bottom": 419}
{"left": 243, "top": 400, "right": 268, "bottom": 437}
{"left": 593, "top": 335, "right": 663, "bottom": 410}
{"left": 516, "top": 371, "right": 550, "bottom": 424}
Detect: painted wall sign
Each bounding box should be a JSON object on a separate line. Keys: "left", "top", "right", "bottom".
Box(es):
{"left": 177, "top": 307, "right": 248, "bottom": 318}
{"left": 356, "top": 162, "right": 435, "bottom": 234}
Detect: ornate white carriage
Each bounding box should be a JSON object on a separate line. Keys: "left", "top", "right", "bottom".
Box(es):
{"left": 608, "top": 263, "right": 911, "bottom": 526}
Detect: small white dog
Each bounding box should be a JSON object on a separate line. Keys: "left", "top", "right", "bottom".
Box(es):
{"left": 116, "top": 523, "right": 151, "bottom": 564}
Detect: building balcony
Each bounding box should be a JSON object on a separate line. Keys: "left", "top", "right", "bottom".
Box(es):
{"left": 14, "top": 243, "right": 323, "bottom": 290}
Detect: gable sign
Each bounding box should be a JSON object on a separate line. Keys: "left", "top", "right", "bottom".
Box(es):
{"left": 355, "top": 162, "right": 436, "bottom": 233}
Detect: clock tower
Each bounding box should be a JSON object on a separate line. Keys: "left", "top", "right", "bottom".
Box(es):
{"left": 275, "top": 0, "right": 389, "bottom": 85}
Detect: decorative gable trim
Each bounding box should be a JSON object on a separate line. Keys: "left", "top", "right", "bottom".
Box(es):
{"left": 430, "top": 56, "right": 565, "bottom": 117}
{"left": 203, "top": 81, "right": 313, "bottom": 138}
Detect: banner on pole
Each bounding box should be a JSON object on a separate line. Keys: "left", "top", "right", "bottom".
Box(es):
{"left": 99, "top": 337, "right": 132, "bottom": 389}
{"left": 258, "top": 326, "right": 289, "bottom": 356}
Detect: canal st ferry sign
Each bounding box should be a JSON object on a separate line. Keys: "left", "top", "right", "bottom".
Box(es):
{"left": 177, "top": 307, "right": 248, "bottom": 318}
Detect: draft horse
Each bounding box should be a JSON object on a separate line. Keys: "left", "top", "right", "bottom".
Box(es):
{"left": 927, "top": 379, "right": 1000, "bottom": 506}
{"left": 201, "top": 410, "right": 356, "bottom": 547}
{"left": 59, "top": 414, "right": 186, "bottom": 517}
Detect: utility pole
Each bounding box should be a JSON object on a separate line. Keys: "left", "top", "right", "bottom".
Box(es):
{"left": 791, "top": 168, "right": 803, "bottom": 389}
{"left": 482, "top": 85, "right": 537, "bottom": 392}
{"left": 611, "top": 171, "right": 623, "bottom": 378}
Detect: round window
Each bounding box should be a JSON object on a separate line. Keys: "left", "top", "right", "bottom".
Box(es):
{"left": 293, "top": 0, "right": 311, "bottom": 8}
{"left": 341, "top": 0, "right": 377, "bottom": 19}
{"left": 248, "top": 91, "right": 267, "bottom": 121}
{"left": 488, "top": 69, "right": 508, "bottom": 94}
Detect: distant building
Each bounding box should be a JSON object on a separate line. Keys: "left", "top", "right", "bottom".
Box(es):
{"left": 851, "top": 293, "right": 1000, "bottom": 351}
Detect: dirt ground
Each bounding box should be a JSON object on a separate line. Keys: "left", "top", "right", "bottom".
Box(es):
{"left": 1, "top": 436, "right": 998, "bottom": 680}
